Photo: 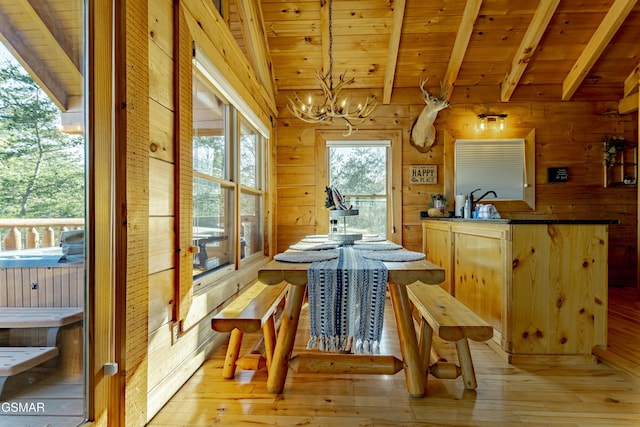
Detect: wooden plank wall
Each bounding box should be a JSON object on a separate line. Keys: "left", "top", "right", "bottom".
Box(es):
{"left": 122, "top": 0, "right": 150, "bottom": 425}
{"left": 144, "top": 1, "right": 276, "bottom": 422}
{"left": 139, "top": 0, "right": 637, "bottom": 422}
{"left": 275, "top": 86, "right": 638, "bottom": 288}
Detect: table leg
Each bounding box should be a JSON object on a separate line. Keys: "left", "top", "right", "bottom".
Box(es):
{"left": 388, "top": 282, "right": 425, "bottom": 397}
{"left": 267, "top": 283, "right": 306, "bottom": 394}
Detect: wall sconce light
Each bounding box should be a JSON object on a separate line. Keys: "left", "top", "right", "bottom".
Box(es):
{"left": 478, "top": 113, "right": 507, "bottom": 131}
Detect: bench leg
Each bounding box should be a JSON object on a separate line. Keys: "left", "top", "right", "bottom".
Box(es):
{"left": 262, "top": 315, "right": 277, "bottom": 372}
{"left": 222, "top": 329, "right": 244, "bottom": 379}
{"left": 418, "top": 320, "right": 433, "bottom": 377}
{"left": 455, "top": 338, "right": 477, "bottom": 390}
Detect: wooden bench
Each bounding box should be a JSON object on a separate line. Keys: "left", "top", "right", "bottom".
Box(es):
{"left": 407, "top": 283, "right": 493, "bottom": 390}
{"left": 0, "top": 347, "right": 59, "bottom": 397}
{"left": 211, "top": 281, "right": 288, "bottom": 379}
{"left": 0, "top": 307, "right": 83, "bottom": 346}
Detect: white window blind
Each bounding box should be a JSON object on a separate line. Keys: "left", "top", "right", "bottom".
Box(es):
{"left": 455, "top": 139, "right": 525, "bottom": 200}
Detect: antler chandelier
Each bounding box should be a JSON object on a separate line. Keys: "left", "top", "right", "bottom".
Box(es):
{"left": 287, "top": 0, "right": 376, "bottom": 136}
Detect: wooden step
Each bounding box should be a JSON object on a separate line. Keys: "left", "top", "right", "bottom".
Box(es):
{"left": 0, "top": 347, "right": 59, "bottom": 377}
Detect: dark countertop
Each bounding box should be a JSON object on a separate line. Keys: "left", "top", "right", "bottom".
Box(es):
{"left": 419, "top": 212, "right": 619, "bottom": 225}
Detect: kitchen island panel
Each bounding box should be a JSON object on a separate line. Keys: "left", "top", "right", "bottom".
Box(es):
{"left": 454, "top": 231, "right": 504, "bottom": 334}
{"left": 511, "top": 224, "right": 607, "bottom": 355}
{"left": 422, "top": 220, "right": 453, "bottom": 293}
{"left": 422, "top": 219, "right": 609, "bottom": 363}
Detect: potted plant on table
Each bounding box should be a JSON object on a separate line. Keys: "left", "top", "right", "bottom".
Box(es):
{"left": 428, "top": 194, "right": 447, "bottom": 217}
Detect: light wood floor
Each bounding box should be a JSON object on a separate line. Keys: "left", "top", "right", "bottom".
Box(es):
{"left": 594, "top": 287, "right": 640, "bottom": 383}
{"left": 149, "top": 287, "right": 640, "bottom": 427}
{"left": 2, "top": 288, "right": 635, "bottom": 426}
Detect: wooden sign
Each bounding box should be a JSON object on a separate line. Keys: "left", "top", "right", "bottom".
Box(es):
{"left": 410, "top": 165, "right": 437, "bottom": 184}
{"left": 547, "top": 167, "right": 569, "bottom": 183}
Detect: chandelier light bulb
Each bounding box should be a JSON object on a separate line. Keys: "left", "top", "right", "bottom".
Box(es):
{"left": 285, "top": 0, "right": 376, "bottom": 135}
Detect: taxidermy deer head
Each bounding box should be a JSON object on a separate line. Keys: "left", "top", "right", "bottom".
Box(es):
{"left": 410, "top": 78, "right": 449, "bottom": 152}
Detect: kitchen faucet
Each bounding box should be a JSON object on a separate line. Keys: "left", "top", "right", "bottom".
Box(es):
{"left": 469, "top": 189, "right": 498, "bottom": 211}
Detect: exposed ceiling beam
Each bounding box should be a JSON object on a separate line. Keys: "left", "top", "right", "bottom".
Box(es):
{"left": 236, "top": 0, "right": 276, "bottom": 104}
{"left": 184, "top": 1, "right": 277, "bottom": 118}
{"left": 500, "top": 0, "right": 560, "bottom": 102}
{"left": 443, "top": 0, "right": 483, "bottom": 100}
{"left": 561, "top": 0, "right": 637, "bottom": 101}
{"left": 382, "top": 0, "right": 406, "bottom": 105}
{"left": 623, "top": 63, "right": 640, "bottom": 96}
{"left": 618, "top": 92, "right": 638, "bottom": 114}
{"left": 0, "top": 12, "right": 68, "bottom": 111}
{"left": 619, "top": 60, "right": 639, "bottom": 113}
{"left": 23, "top": 0, "right": 82, "bottom": 74}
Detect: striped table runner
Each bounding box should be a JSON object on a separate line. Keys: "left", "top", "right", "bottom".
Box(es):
{"left": 306, "top": 246, "right": 388, "bottom": 354}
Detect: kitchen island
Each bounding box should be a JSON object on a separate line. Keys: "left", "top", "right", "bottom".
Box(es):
{"left": 421, "top": 218, "right": 617, "bottom": 364}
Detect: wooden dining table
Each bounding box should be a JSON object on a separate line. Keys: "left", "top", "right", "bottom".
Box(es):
{"left": 257, "top": 252, "right": 445, "bottom": 397}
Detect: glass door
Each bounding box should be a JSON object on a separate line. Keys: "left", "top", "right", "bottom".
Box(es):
{"left": 0, "top": 1, "right": 87, "bottom": 424}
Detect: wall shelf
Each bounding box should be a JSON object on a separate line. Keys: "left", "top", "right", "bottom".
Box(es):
{"left": 604, "top": 143, "right": 637, "bottom": 188}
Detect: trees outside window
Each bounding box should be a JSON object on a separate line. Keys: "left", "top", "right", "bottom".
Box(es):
{"left": 328, "top": 141, "right": 390, "bottom": 238}
{"left": 0, "top": 62, "right": 84, "bottom": 219}
{"left": 191, "top": 62, "right": 267, "bottom": 280}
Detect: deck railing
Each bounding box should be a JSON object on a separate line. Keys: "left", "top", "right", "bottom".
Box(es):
{"left": 0, "top": 218, "right": 84, "bottom": 251}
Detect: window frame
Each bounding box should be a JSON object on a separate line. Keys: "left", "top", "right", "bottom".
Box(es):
{"left": 192, "top": 69, "right": 235, "bottom": 280}
{"left": 326, "top": 140, "right": 392, "bottom": 239}
{"left": 237, "top": 116, "right": 266, "bottom": 265}
{"left": 191, "top": 47, "right": 269, "bottom": 290}
{"left": 444, "top": 129, "right": 536, "bottom": 211}
{"left": 455, "top": 138, "right": 526, "bottom": 201}
{"left": 315, "top": 130, "right": 403, "bottom": 245}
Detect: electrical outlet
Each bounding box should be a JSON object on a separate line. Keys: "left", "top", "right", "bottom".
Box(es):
{"left": 171, "top": 321, "right": 180, "bottom": 344}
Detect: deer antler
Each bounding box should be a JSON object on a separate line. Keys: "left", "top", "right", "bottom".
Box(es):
{"left": 287, "top": 69, "right": 377, "bottom": 135}
{"left": 419, "top": 77, "right": 430, "bottom": 97}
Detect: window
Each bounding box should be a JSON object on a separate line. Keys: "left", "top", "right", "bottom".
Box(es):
{"left": 327, "top": 140, "right": 391, "bottom": 238}
{"left": 444, "top": 130, "right": 535, "bottom": 210}
{"left": 192, "top": 49, "right": 268, "bottom": 280}
{"left": 455, "top": 139, "right": 525, "bottom": 200}
{"left": 192, "top": 71, "right": 234, "bottom": 276}
{"left": 239, "top": 119, "right": 264, "bottom": 259}
{"left": 212, "top": 0, "right": 224, "bottom": 16}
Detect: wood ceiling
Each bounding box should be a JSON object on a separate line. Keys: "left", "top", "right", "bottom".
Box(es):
{"left": 0, "top": 0, "right": 83, "bottom": 113}
{"left": 0, "top": 0, "right": 639, "bottom": 118}
{"left": 252, "top": 0, "right": 640, "bottom": 113}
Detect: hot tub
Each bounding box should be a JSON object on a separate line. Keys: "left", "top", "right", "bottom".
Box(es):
{"left": 0, "top": 247, "right": 83, "bottom": 268}
{"left": 0, "top": 248, "right": 84, "bottom": 307}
